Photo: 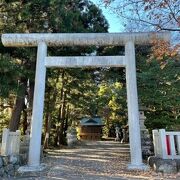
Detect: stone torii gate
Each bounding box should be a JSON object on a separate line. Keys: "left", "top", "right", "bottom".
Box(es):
{"left": 2, "top": 32, "right": 169, "bottom": 171}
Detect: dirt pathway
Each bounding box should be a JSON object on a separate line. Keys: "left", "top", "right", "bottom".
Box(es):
{"left": 15, "top": 141, "right": 180, "bottom": 180}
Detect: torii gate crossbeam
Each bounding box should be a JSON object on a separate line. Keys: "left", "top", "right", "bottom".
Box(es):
{"left": 1, "top": 32, "right": 170, "bottom": 172}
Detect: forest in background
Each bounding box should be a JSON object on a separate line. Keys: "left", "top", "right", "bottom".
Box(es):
{"left": 0, "top": 0, "right": 179, "bottom": 147}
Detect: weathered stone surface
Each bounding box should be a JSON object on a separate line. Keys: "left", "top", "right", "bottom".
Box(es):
{"left": 20, "top": 145, "right": 29, "bottom": 154}
{"left": 2, "top": 156, "right": 9, "bottom": 166}
{"left": 67, "top": 132, "right": 78, "bottom": 147}
{"left": 176, "top": 160, "right": 180, "bottom": 171}
{"left": 8, "top": 169, "right": 15, "bottom": 176}
{"left": 125, "top": 41, "right": 145, "bottom": 168}
{"left": 156, "top": 161, "right": 177, "bottom": 174}
{"left": 4, "top": 164, "right": 14, "bottom": 172}
{"left": 148, "top": 156, "right": 159, "bottom": 167}
{"left": 0, "top": 155, "right": 22, "bottom": 177}
{"left": 0, "top": 167, "right": 5, "bottom": 176}
{"left": 9, "top": 155, "right": 19, "bottom": 164}
{"left": 45, "top": 56, "right": 125, "bottom": 68}
{"left": 28, "top": 42, "right": 47, "bottom": 167}
{"left": 148, "top": 156, "right": 178, "bottom": 173}
{"left": 140, "top": 115, "right": 153, "bottom": 159}
{"left": 19, "top": 153, "right": 28, "bottom": 165}
{"left": 0, "top": 157, "right": 3, "bottom": 167}
{"left": 14, "top": 164, "right": 20, "bottom": 171}
{"left": 2, "top": 32, "right": 170, "bottom": 47}
{"left": 2, "top": 173, "right": 8, "bottom": 178}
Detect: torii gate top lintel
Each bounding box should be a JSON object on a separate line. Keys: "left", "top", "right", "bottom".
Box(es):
{"left": 2, "top": 32, "right": 170, "bottom": 47}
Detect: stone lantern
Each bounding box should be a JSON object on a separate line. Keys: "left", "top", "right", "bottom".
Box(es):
{"left": 139, "top": 110, "right": 146, "bottom": 130}
{"left": 139, "top": 106, "right": 153, "bottom": 158}
{"left": 66, "top": 127, "right": 78, "bottom": 147}
{"left": 25, "top": 107, "right": 32, "bottom": 136}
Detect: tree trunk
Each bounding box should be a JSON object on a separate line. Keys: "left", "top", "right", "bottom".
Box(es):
{"left": 44, "top": 72, "right": 60, "bottom": 148}
{"left": 58, "top": 91, "right": 67, "bottom": 145}
{"left": 64, "top": 105, "right": 69, "bottom": 135}
{"left": 9, "top": 78, "right": 26, "bottom": 131}
{"left": 56, "top": 70, "right": 67, "bottom": 145}
{"left": 29, "top": 81, "right": 34, "bottom": 107}
{"left": 106, "top": 118, "right": 110, "bottom": 137}
{"left": 44, "top": 87, "right": 51, "bottom": 149}
{"left": 22, "top": 108, "right": 27, "bottom": 135}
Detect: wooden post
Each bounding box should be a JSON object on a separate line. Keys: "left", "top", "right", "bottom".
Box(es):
{"left": 159, "top": 129, "right": 167, "bottom": 159}
{"left": 152, "top": 130, "right": 159, "bottom": 156}
{"left": 169, "top": 134, "right": 176, "bottom": 157}
{"left": 176, "top": 135, "right": 180, "bottom": 155}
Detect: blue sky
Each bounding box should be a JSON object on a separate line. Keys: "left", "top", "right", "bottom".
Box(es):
{"left": 91, "top": 0, "right": 124, "bottom": 32}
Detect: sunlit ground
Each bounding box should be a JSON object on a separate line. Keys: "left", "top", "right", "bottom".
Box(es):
{"left": 15, "top": 141, "right": 180, "bottom": 180}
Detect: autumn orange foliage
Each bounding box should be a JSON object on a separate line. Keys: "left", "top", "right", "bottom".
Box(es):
{"left": 149, "top": 38, "right": 180, "bottom": 66}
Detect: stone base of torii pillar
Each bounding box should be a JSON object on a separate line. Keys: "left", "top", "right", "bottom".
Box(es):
{"left": 18, "top": 107, "right": 45, "bottom": 173}
{"left": 18, "top": 164, "right": 46, "bottom": 173}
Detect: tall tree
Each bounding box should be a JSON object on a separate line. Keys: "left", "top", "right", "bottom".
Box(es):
{"left": 137, "top": 52, "right": 180, "bottom": 131}
{"left": 0, "top": 0, "right": 109, "bottom": 132}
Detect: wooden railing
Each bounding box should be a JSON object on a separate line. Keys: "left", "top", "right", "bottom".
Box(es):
{"left": 152, "top": 129, "right": 180, "bottom": 159}
{"left": 1, "top": 128, "right": 21, "bottom": 156}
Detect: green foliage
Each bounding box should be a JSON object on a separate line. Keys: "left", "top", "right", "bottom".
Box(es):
{"left": 0, "top": 108, "right": 10, "bottom": 140}
{"left": 0, "top": 54, "right": 20, "bottom": 97}
{"left": 137, "top": 54, "right": 180, "bottom": 130}
{"left": 0, "top": 0, "right": 109, "bottom": 138}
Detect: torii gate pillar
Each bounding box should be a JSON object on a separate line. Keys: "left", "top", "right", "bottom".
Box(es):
{"left": 1, "top": 32, "right": 170, "bottom": 172}
{"left": 125, "top": 41, "right": 146, "bottom": 169}
{"left": 28, "top": 42, "right": 47, "bottom": 168}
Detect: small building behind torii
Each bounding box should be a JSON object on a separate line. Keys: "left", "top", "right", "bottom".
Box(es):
{"left": 78, "top": 116, "right": 104, "bottom": 140}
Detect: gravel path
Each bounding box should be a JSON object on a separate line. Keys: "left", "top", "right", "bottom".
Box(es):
{"left": 15, "top": 141, "right": 180, "bottom": 180}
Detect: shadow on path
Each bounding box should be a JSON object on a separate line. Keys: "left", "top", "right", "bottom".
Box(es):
{"left": 15, "top": 141, "right": 179, "bottom": 180}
